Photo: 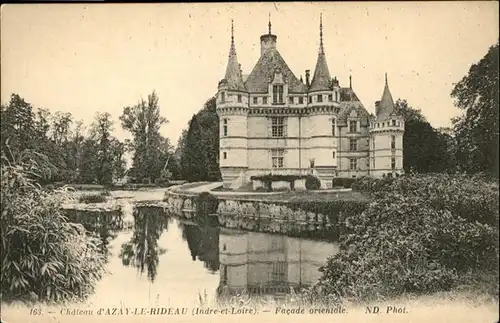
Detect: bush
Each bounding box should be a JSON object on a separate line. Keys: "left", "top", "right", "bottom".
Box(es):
{"left": 305, "top": 175, "right": 321, "bottom": 190}
{"left": 316, "top": 174, "right": 499, "bottom": 302}
{"left": 1, "top": 159, "right": 106, "bottom": 304}
{"left": 78, "top": 192, "right": 108, "bottom": 204}
{"left": 332, "top": 177, "right": 356, "bottom": 188}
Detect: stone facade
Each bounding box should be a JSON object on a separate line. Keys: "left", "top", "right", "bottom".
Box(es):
{"left": 217, "top": 17, "right": 404, "bottom": 189}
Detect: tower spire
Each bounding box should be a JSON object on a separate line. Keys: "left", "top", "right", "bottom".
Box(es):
{"left": 229, "top": 19, "right": 235, "bottom": 56}
{"left": 385, "top": 72, "right": 388, "bottom": 85}
{"left": 222, "top": 19, "right": 245, "bottom": 91}
{"left": 268, "top": 13, "right": 272, "bottom": 34}
{"left": 319, "top": 13, "right": 324, "bottom": 54}
{"left": 349, "top": 74, "right": 352, "bottom": 89}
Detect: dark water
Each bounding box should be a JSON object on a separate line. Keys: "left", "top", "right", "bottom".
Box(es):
{"left": 86, "top": 201, "right": 339, "bottom": 308}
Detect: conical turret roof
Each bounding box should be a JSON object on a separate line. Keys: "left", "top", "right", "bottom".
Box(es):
{"left": 309, "top": 14, "right": 332, "bottom": 92}
{"left": 376, "top": 73, "right": 396, "bottom": 120}
{"left": 221, "top": 20, "right": 246, "bottom": 92}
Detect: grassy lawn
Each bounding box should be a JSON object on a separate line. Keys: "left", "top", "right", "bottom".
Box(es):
{"left": 225, "top": 190, "right": 369, "bottom": 203}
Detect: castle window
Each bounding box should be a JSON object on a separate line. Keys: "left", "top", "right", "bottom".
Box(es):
{"left": 391, "top": 135, "right": 396, "bottom": 149}
{"left": 272, "top": 85, "right": 284, "bottom": 104}
{"left": 271, "top": 117, "right": 286, "bottom": 138}
{"left": 263, "top": 97, "right": 268, "bottom": 104}
{"left": 223, "top": 118, "right": 228, "bottom": 137}
{"left": 317, "top": 95, "right": 323, "bottom": 103}
{"left": 349, "top": 158, "right": 357, "bottom": 170}
{"left": 253, "top": 97, "right": 258, "bottom": 104}
{"left": 328, "top": 94, "right": 333, "bottom": 101}
{"left": 391, "top": 157, "right": 396, "bottom": 170}
{"left": 349, "top": 120, "right": 357, "bottom": 133}
{"left": 349, "top": 138, "right": 357, "bottom": 151}
{"left": 332, "top": 151, "right": 336, "bottom": 159}
{"left": 237, "top": 94, "right": 242, "bottom": 103}
{"left": 308, "top": 96, "right": 312, "bottom": 104}
{"left": 299, "top": 97, "right": 304, "bottom": 104}
{"left": 331, "top": 118, "right": 336, "bottom": 136}
{"left": 272, "top": 261, "right": 287, "bottom": 283}
{"left": 289, "top": 97, "right": 294, "bottom": 104}
{"left": 392, "top": 119, "right": 397, "bottom": 126}
{"left": 271, "top": 149, "right": 284, "bottom": 168}
{"left": 223, "top": 152, "right": 227, "bottom": 159}
{"left": 372, "top": 139, "right": 375, "bottom": 150}
{"left": 335, "top": 91, "right": 338, "bottom": 101}
{"left": 221, "top": 92, "right": 225, "bottom": 103}
{"left": 372, "top": 158, "right": 375, "bottom": 168}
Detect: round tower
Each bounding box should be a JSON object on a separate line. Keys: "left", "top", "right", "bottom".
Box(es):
{"left": 369, "top": 74, "right": 404, "bottom": 178}
{"left": 216, "top": 20, "right": 249, "bottom": 188}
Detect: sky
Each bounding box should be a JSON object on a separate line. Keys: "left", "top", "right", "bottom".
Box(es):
{"left": 1, "top": 2, "right": 498, "bottom": 145}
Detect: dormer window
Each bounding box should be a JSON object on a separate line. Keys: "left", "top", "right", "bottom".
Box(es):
{"left": 317, "top": 95, "right": 323, "bottom": 103}
{"left": 263, "top": 97, "right": 268, "bottom": 104}
{"left": 328, "top": 94, "right": 333, "bottom": 101}
{"left": 237, "top": 94, "right": 242, "bottom": 103}
{"left": 288, "top": 97, "right": 294, "bottom": 104}
{"left": 299, "top": 97, "right": 304, "bottom": 104}
{"left": 335, "top": 92, "right": 338, "bottom": 101}
{"left": 392, "top": 119, "right": 397, "bottom": 126}
{"left": 349, "top": 120, "right": 358, "bottom": 133}
{"left": 253, "top": 97, "right": 258, "bottom": 104}
{"left": 308, "top": 96, "right": 312, "bottom": 104}
{"left": 272, "top": 85, "right": 284, "bottom": 104}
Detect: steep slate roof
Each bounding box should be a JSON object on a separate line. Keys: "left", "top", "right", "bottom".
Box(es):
{"left": 339, "top": 87, "right": 360, "bottom": 102}
{"left": 309, "top": 52, "right": 332, "bottom": 92}
{"left": 376, "top": 75, "right": 396, "bottom": 120}
{"left": 244, "top": 48, "right": 307, "bottom": 93}
{"left": 221, "top": 21, "right": 246, "bottom": 92}
{"left": 309, "top": 15, "right": 332, "bottom": 92}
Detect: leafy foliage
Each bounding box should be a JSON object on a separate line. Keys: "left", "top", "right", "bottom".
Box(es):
{"left": 0, "top": 148, "right": 106, "bottom": 304}
{"left": 317, "top": 174, "right": 499, "bottom": 302}
{"left": 332, "top": 177, "right": 356, "bottom": 188}
{"left": 395, "top": 99, "right": 457, "bottom": 173}
{"left": 451, "top": 42, "right": 499, "bottom": 178}
{"left": 179, "top": 97, "right": 221, "bottom": 182}
{"left": 305, "top": 174, "right": 321, "bottom": 190}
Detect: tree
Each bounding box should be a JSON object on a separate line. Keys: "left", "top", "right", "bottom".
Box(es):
{"left": 181, "top": 115, "right": 207, "bottom": 181}
{"left": 178, "top": 97, "right": 221, "bottom": 182}
{"left": 451, "top": 42, "right": 499, "bottom": 178}
{"left": 120, "top": 91, "right": 169, "bottom": 183}
{"left": 395, "top": 99, "right": 455, "bottom": 173}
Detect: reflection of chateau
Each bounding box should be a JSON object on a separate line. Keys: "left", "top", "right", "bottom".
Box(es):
{"left": 218, "top": 228, "right": 338, "bottom": 295}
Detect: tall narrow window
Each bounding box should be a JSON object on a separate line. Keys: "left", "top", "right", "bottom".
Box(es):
{"left": 272, "top": 85, "right": 284, "bottom": 104}
{"left": 221, "top": 92, "right": 225, "bottom": 103}
{"left": 223, "top": 152, "right": 227, "bottom": 159}
{"left": 271, "top": 117, "right": 286, "bottom": 138}
{"left": 349, "top": 120, "right": 357, "bottom": 133}
{"left": 349, "top": 158, "right": 357, "bottom": 170}
{"left": 308, "top": 96, "right": 312, "bottom": 104}
{"left": 272, "top": 261, "right": 287, "bottom": 283}
{"left": 299, "top": 97, "right": 304, "bottom": 104}
{"left": 372, "top": 139, "right": 376, "bottom": 150}
{"left": 331, "top": 118, "right": 336, "bottom": 136}
{"left": 391, "top": 157, "right": 396, "bottom": 170}
{"left": 335, "top": 91, "right": 338, "bottom": 101}
{"left": 288, "top": 97, "right": 294, "bottom": 104}
{"left": 349, "top": 138, "right": 357, "bottom": 151}
{"left": 372, "top": 158, "right": 375, "bottom": 168}
{"left": 332, "top": 151, "right": 336, "bottom": 159}
{"left": 237, "top": 94, "right": 242, "bottom": 103}
{"left": 271, "top": 149, "right": 285, "bottom": 168}
{"left": 392, "top": 119, "right": 397, "bottom": 126}
{"left": 223, "top": 118, "right": 228, "bottom": 137}
{"left": 253, "top": 97, "right": 258, "bottom": 104}
{"left": 328, "top": 94, "right": 333, "bottom": 101}
{"left": 391, "top": 135, "right": 396, "bottom": 149}
{"left": 317, "top": 95, "right": 323, "bottom": 103}
{"left": 263, "top": 97, "right": 268, "bottom": 104}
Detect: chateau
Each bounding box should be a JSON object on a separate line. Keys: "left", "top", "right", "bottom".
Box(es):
{"left": 216, "top": 17, "right": 404, "bottom": 189}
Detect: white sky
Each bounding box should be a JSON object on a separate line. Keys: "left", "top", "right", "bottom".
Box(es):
{"left": 1, "top": 2, "right": 498, "bottom": 145}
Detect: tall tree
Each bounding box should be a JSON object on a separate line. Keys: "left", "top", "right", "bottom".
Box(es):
{"left": 395, "top": 99, "right": 455, "bottom": 173}
{"left": 181, "top": 115, "right": 207, "bottom": 181}
{"left": 120, "top": 91, "right": 169, "bottom": 183}
{"left": 451, "top": 42, "right": 499, "bottom": 178}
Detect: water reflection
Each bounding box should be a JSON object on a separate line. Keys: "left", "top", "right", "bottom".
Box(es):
{"left": 217, "top": 228, "right": 339, "bottom": 298}
{"left": 180, "top": 222, "right": 220, "bottom": 273}
{"left": 119, "top": 207, "right": 169, "bottom": 282}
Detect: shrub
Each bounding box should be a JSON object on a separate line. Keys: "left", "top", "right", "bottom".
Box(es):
{"left": 78, "top": 193, "right": 108, "bottom": 204}
{"left": 1, "top": 156, "right": 106, "bottom": 304}
{"left": 316, "top": 174, "right": 499, "bottom": 302}
{"left": 332, "top": 177, "right": 356, "bottom": 188}
{"left": 305, "top": 175, "right": 321, "bottom": 190}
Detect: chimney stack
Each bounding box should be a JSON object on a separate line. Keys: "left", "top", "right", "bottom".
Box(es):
{"left": 305, "top": 70, "right": 310, "bottom": 86}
